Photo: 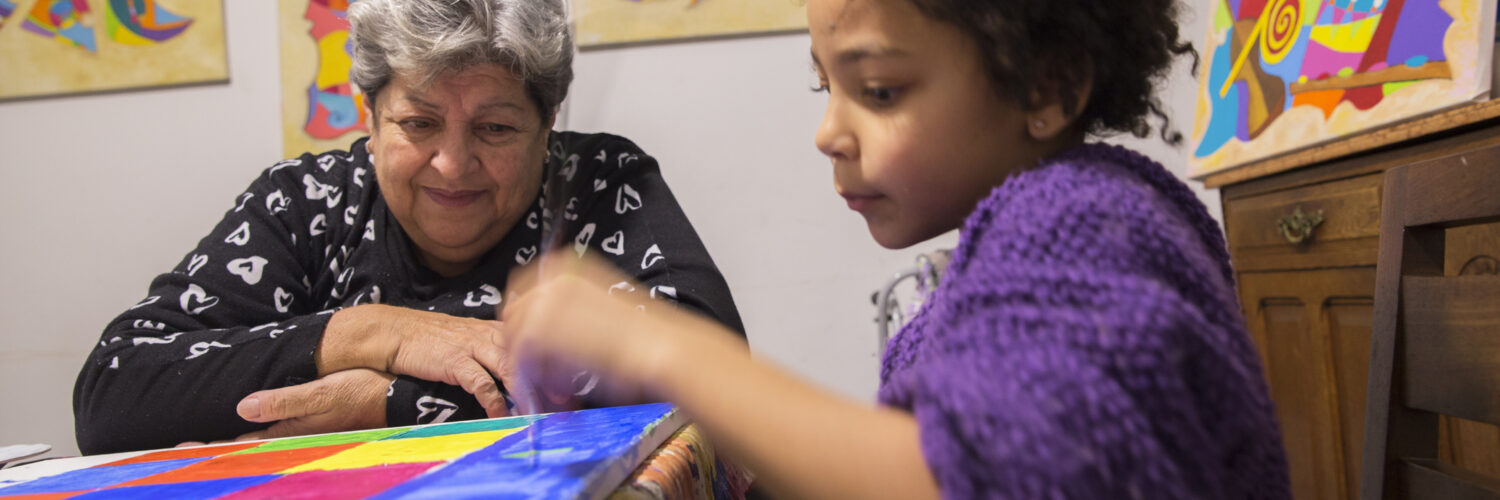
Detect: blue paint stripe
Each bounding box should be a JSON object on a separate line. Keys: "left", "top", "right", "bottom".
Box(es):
{"left": 374, "top": 403, "right": 675, "bottom": 500}
{"left": 0, "top": 458, "right": 208, "bottom": 495}
{"left": 71, "top": 475, "right": 278, "bottom": 499}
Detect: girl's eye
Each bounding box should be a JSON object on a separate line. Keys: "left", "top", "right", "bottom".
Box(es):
{"left": 863, "top": 86, "right": 901, "bottom": 105}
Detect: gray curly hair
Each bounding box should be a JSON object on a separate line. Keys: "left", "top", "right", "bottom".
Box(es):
{"left": 348, "top": 0, "right": 574, "bottom": 120}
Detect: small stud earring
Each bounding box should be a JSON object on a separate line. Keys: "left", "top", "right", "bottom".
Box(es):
{"left": 1033, "top": 120, "right": 1046, "bottom": 129}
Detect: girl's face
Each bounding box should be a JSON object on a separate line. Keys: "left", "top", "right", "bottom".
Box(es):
{"left": 368, "top": 64, "right": 554, "bottom": 277}
{"left": 809, "top": 0, "right": 1046, "bottom": 249}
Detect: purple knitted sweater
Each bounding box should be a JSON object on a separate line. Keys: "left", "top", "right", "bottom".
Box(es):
{"left": 878, "top": 144, "right": 1290, "bottom": 499}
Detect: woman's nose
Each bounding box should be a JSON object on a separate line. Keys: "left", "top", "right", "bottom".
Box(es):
{"left": 430, "top": 132, "right": 478, "bottom": 177}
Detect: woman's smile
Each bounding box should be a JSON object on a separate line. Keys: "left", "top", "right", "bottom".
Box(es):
{"left": 422, "top": 187, "right": 486, "bottom": 208}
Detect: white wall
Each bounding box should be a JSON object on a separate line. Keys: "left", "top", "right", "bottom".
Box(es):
{"left": 0, "top": 1, "right": 1211, "bottom": 460}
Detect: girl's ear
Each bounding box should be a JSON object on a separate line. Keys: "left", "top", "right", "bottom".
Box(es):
{"left": 1025, "top": 61, "right": 1095, "bottom": 142}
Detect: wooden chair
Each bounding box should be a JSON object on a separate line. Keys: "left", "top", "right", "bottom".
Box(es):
{"left": 1360, "top": 149, "right": 1500, "bottom": 499}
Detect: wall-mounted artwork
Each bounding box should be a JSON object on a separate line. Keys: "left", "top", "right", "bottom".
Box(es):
{"left": 279, "top": 0, "right": 368, "bottom": 158}
{"left": 1191, "top": 0, "right": 1498, "bottom": 176}
{"left": 573, "top": 0, "right": 806, "bottom": 48}
{"left": 0, "top": 0, "right": 227, "bottom": 101}
{"left": 0, "top": 403, "right": 686, "bottom": 499}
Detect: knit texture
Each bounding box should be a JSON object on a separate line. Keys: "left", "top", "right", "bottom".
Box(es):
{"left": 878, "top": 144, "right": 1290, "bottom": 499}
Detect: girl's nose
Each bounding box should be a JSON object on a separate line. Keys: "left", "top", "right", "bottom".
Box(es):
{"left": 815, "top": 98, "right": 856, "bottom": 162}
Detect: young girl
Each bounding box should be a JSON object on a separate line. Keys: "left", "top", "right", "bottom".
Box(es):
{"left": 502, "top": 0, "right": 1291, "bottom": 497}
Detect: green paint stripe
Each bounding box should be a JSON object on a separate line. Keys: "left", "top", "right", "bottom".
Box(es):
{"left": 230, "top": 428, "right": 408, "bottom": 454}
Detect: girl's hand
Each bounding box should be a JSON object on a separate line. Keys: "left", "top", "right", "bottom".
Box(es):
{"left": 319, "top": 306, "right": 518, "bottom": 418}
{"left": 500, "top": 254, "right": 676, "bottom": 401}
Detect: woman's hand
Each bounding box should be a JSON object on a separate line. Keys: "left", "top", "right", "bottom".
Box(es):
{"left": 230, "top": 368, "right": 394, "bottom": 441}
{"left": 319, "top": 305, "right": 517, "bottom": 418}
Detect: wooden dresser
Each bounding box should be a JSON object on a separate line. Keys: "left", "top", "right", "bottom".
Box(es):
{"left": 1206, "top": 100, "right": 1500, "bottom": 500}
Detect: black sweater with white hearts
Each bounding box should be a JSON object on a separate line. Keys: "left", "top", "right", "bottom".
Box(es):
{"left": 74, "top": 132, "right": 745, "bottom": 455}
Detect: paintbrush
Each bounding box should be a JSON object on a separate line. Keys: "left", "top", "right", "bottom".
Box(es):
{"left": 519, "top": 136, "right": 573, "bottom": 467}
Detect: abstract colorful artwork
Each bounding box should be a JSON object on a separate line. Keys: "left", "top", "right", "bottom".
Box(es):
{"left": 573, "top": 0, "right": 806, "bottom": 48}
{"left": 0, "top": 403, "right": 686, "bottom": 499}
{"left": 280, "top": 0, "right": 369, "bottom": 157}
{"left": 1190, "top": 0, "right": 1497, "bottom": 175}
{"left": 0, "top": 0, "right": 225, "bottom": 100}
{"left": 0, "top": 0, "right": 17, "bottom": 28}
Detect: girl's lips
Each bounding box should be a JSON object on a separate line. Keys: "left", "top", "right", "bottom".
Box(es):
{"left": 842, "top": 193, "right": 882, "bottom": 212}
{"left": 423, "top": 187, "right": 484, "bottom": 208}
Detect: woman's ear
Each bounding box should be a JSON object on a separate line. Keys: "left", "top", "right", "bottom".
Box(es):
{"left": 1025, "top": 61, "right": 1094, "bottom": 142}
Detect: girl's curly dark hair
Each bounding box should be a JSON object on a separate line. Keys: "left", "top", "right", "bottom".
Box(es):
{"left": 905, "top": 0, "right": 1196, "bottom": 145}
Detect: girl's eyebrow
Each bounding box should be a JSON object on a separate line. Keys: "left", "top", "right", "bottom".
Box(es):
{"left": 811, "top": 45, "right": 910, "bottom": 70}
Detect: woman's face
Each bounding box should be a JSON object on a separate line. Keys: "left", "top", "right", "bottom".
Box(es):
{"left": 808, "top": 0, "right": 1042, "bottom": 249}
{"left": 368, "top": 64, "right": 553, "bottom": 277}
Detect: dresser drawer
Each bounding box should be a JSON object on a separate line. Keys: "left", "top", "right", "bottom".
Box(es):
{"left": 1224, "top": 173, "right": 1383, "bottom": 272}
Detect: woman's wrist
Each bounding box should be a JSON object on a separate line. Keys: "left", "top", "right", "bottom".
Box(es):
{"left": 320, "top": 304, "right": 401, "bottom": 376}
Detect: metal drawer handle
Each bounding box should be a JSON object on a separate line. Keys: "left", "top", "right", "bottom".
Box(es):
{"left": 1277, "top": 206, "right": 1324, "bottom": 245}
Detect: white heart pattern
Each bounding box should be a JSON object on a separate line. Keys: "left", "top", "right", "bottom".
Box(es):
{"left": 602, "top": 230, "right": 625, "bottom": 256}
{"left": 608, "top": 281, "right": 636, "bottom": 295}
{"left": 560, "top": 154, "right": 579, "bottom": 181}
{"left": 129, "top": 296, "right": 160, "bottom": 310}
{"left": 595, "top": 149, "right": 608, "bottom": 164}
{"left": 317, "top": 155, "right": 337, "bottom": 172}
{"left": 526, "top": 211, "right": 539, "bottom": 229}
{"left": 185, "top": 341, "right": 231, "bottom": 360}
{"left": 186, "top": 254, "right": 208, "bottom": 276}
{"left": 593, "top": 179, "right": 607, "bottom": 192}
{"left": 269, "top": 158, "right": 301, "bottom": 174}
{"left": 650, "top": 285, "right": 678, "bottom": 300}
{"left": 617, "top": 152, "right": 637, "bottom": 168}
{"left": 463, "top": 284, "right": 502, "bottom": 307}
{"left": 310, "top": 214, "right": 327, "bottom": 236}
{"left": 516, "top": 245, "right": 537, "bottom": 265}
{"left": 131, "top": 320, "right": 167, "bottom": 331}
{"left": 227, "top": 256, "right": 269, "bottom": 285}
{"left": 303, "top": 174, "right": 342, "bottom": 208}
{"left": 353, "top": 167, "right": 367, "bottom": 187}
{"left": 344, "top": 206, "right": 358, "bottom": 225}
{"left": 225, "top": 222, "right": 251, "bottom": 246}
{"left": 416, "top": 396, "right": 459, "bottom": 424}
{"left": 615, "top": 184, "right": 642, "bottom": 214}
{"left": 132, "top": 332, "right": 182, "bottom": 345}
{"left": 575, "top": 222, "right": 597, "bottom": 257}
{"left": 274, "top": 287, "right": 293, "bottom": 313}
{"left": 234, "top": 192, "right": 254, "bottom": 212}
{"left": 564, "top": 197, "right": 579, "bottom": 221}
{"left": 266, "top": 190, "right": 289, "bottom": 214}
{"left": 364, "top": 220, "right": 376, "bottom": 241}
{"left": 641, "top": 244, "right": 664, "bottom": 269}
{"left": 179, "top": 284, "right": 220, "bottom": 315}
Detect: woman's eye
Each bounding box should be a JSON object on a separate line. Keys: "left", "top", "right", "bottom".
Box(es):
{"left": 400, "top": 119, "right": 435, "bottom": 132}
{"left": 811, "top": 82, "right": 830, "bottom": 93}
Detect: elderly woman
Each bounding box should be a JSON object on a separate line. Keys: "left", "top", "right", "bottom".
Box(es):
{"left": 73, "top": 0, "right": 743, "bottom": 454}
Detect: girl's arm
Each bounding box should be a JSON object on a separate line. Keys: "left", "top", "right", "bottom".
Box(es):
{"left": 502, "top": 258, "right": 939, "bottom": 499}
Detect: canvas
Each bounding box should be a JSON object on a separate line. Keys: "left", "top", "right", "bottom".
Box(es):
{"left": 0, "top": 403, "right": 685, "bottom": 499}
{"left": 1190, "top": 0, "right": 1497, "bottom": 176}
{"left": 279, "top": 0, "right": 368, "bottom": 158}
{"left": 573, "top": 0, "right": 806, "bottom": 48}
{"left": 0, "top": 0, "right": 227, "bottom": 101}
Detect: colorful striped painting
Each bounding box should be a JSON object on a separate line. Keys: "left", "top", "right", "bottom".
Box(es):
{"left": 0, "top": 403, "right": 685, "bottom": 499}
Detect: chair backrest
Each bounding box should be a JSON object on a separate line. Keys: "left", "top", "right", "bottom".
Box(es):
{"left": 1361, "top": 148, "right": 1500, "bottom": 500}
